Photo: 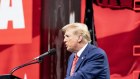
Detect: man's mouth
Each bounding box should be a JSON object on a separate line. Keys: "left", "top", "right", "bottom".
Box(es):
{"left": 66, "top": 45, "right": 68, "bottom": 47}
{"left": 65, "top": 44, "right": 68, "bottom": 47}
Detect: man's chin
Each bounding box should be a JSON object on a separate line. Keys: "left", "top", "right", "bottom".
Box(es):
{"left": 67, "top": 48, "right": 73, "bottom": 52}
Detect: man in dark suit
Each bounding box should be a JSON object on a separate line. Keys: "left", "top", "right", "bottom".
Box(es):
{"left": 62, "top": 23, "right": 110, "bottom": 79}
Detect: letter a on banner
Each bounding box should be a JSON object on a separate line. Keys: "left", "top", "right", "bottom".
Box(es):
{"left": 0, "top": 0, "right": 32, "bottom": 44}
{"left": 0, "top": 0, "right": 25, "bottom": 29}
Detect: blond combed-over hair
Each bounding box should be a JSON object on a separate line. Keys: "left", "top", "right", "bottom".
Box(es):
{"left": 62, "top": 23, "right": 91, "bottom": 43}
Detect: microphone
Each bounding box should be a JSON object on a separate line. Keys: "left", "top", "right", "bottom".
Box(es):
{"left": 34, "top": 48, "right": 56, "bottom": 60}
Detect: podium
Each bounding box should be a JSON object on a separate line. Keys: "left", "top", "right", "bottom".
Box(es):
{"left": 0, "top": 74, "right": 21, "bottom": 79}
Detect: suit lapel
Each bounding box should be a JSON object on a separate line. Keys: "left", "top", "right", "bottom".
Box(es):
{"left": 74, "top": 44, "right": 91, "bottom": 72}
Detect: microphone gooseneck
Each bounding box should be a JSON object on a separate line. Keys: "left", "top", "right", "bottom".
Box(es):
{"left": 9, "top": 48, "right": 56, "bottom": 75}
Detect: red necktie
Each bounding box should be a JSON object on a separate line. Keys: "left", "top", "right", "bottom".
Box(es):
{"left": 70, "top": 55, "right": 79, "bottom": 76}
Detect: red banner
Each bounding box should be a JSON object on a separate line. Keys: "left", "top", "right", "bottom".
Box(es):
{"left": 0, "top": 0, "right": 40, "bottom": 79}
{"left": 0, "top": 0, "right": 32, "bottom": 44}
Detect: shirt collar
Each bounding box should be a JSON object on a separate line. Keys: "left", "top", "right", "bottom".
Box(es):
{"left": 76, "top": 43, "right": 88, "bottom": 57}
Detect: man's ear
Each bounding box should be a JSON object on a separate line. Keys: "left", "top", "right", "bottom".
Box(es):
{"left": 78, "top": 35, "right": 83, "bottom": 43}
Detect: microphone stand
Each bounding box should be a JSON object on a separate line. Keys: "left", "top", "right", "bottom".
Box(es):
{"left": 9, "top": 58, "right": 42, "bottom": 75}
{"left": 9, "top": 48, "right": 56, "bottom": 76}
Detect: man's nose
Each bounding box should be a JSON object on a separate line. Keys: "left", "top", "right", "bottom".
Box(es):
{"left": 64, "top": 38, "right": 66, "bottom": 42}
{"left": 63, "top": 38, "right": 67, "bottom": 42}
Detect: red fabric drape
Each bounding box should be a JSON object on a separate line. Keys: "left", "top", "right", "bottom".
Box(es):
{"left": 92, "top": 2, "right": 140, "bottom": 79}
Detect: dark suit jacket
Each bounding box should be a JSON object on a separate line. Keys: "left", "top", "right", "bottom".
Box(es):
{"left": 65, "top": 43, "right": 110, "bottom": 79}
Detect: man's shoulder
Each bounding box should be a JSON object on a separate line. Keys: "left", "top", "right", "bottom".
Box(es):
{"left": 87, "top": 43, "right": 107, "bottom": 56}
{"left": 87, "top": 43, "right": 104, "bottom": 51}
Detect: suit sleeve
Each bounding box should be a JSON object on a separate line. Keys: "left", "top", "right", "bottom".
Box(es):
{"left": 65, "top": 48, "right": 109, "bottom": 79}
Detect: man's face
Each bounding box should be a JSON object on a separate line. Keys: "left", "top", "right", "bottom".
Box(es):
{"left": 64, "top": 29, "right": 79, "bottom": 52}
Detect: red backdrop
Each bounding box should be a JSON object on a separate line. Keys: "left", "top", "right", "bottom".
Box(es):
{"left": 0, "top": 0, "right": 140, "bottom": 79}
{"left": 0, "top": 0, "right": 41, "bottom": 79}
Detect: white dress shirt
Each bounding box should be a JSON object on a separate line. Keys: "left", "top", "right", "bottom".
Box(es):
{"left": 76, "top": 43, "right": 88, "bottom": 57}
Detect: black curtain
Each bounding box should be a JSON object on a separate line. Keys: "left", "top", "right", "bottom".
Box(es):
{"left": 40, "top": 0, "right": 81, "bottom": 79}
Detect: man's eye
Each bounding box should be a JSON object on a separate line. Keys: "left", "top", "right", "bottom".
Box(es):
{"left": 65, "top": 35, "right": 69, "bottom": 37}
{"left": 67, "top": 35, "right": 69, "bottom": 37}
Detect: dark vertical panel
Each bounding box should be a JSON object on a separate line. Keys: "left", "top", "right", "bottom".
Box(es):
{"left": 84, "top": 0, "right": 97, "bottom": 45}
{"left": 40, "top": 0, "right": 81, "bottom": 79}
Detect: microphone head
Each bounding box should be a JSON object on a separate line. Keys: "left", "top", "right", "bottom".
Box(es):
{"left": 48, "top": 48, "right": 56, "bottom": 55}
{"left": 34, "top": 48, "right": 56, "bottom": 60}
